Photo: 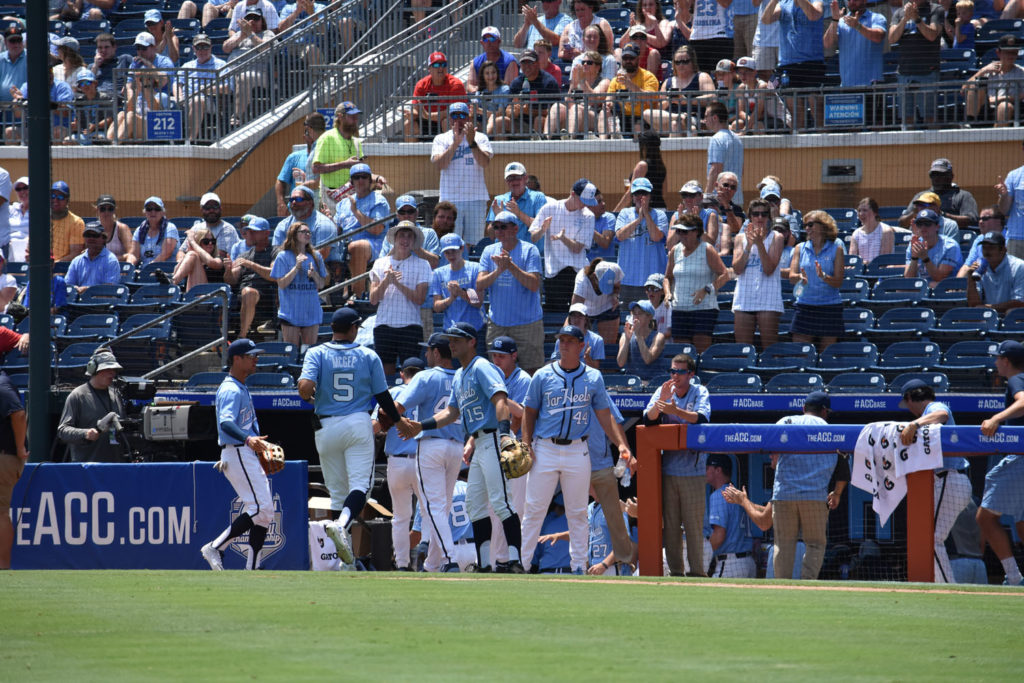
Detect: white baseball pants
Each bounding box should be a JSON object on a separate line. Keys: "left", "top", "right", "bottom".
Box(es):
{"left": 386, "top": 455, "right": 419, "bottom": 569}
{"left": 315, "top": 413, "right": 375, "bottom": 510}
{"left": 520, "top": 438, "right": 591, "bottom": 572}
{"left": 416, "top": 437, "right": 463, "bottom": 572}
{"left": 219, "top": 444, "right": 274, "bottom": 527}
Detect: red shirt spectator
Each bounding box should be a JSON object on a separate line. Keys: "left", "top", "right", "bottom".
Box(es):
{"left": 405, "top": 51, "right": 468, "bottom": 140}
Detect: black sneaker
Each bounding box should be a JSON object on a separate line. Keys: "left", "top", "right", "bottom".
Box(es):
{"left": 152, "top": 268, "right": 171, "bottom": 285}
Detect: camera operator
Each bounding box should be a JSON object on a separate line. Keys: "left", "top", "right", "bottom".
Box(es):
{"left": 57, "top": 348, "right": 128, "bottom": 463}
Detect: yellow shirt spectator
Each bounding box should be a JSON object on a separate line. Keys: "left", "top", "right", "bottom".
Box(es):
{"left": 52, "top": 211, "right": 85, "bottom": 262}
{"left": 312, "top": 128, "right": 363, "bottom": 190}
{"left": 607, "top": 67, "right": 659, "bottom": 116}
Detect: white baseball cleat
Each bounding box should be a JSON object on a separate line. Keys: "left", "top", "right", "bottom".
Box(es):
{"left": 201, "top": 542, "right": 224, "bottom": 571}
{"left": 325, "top": 522, "right": 354, "bottom": 565}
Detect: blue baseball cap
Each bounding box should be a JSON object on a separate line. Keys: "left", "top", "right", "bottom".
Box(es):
{"left": 439, "top": 233, "right": 465, "bottom": 252}
{"left": 77, "top": 70, "right": 97, "bottom": 85}
{"left": 396, "top": 194, "right": 417, "bottom": 210}
{"left": 804, "top": 390, "right": 831, "bottom": 410}
{"left": 631, "top": 177, "right": 653, "bottom": 194}
{"left": 488, "top": 336, "right": 518, "bottom": 354}
{"left": 449, "top": 101, "right": 470, "bottom": 117}
{"left": 331, "top": 307, "right": 363, "bottom": 329}
{"left": 572, "top": 178, "right": 598, "bottom": 206}
{"left": 241, "top": 215, "right": 269, "bottom": 231}
{"left": 51, "top": 180, "right": 70, "bottom": 196}
{"left": 760, "top": 182, "right": 781, "bottom": 200}
{"left": 228, "top": 338, "right": 265, "bottom": 360}
{"left": 555, "top": 325, "right": 585, "bottom": 342}
{"left": 144, "top": 9, "right": 162, "bottom": 23}
{"left": 441, "top": 322, "right": 478, "bottom": 340}
{"left": 631, "top": 300, "right": 655, "bottom": 317}
{"left": 913, "top": 208, "right": 940, "bottom": 225}
{"left": 400, "top": 357, "right": 425, "bottom": 371}
{"left": 350, "top": 162, "right": 371, "bottom": 177}
{"left": 493, "top": 210, "right": 518, "bottom": 225}
{"left": 898, "top": 378, "right": 931, "bottom": 409}
{"left": 337, "top": 100, "right": 361, "bottom": 115}
{"left": 419, "top": 332, "right": 449, "bottom": 349}
{"left": 996, "top": 340, "right": 1024, "bottom": 364}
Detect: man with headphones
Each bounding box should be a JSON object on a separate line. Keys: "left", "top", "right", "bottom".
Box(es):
{"left": 57, "top": 348, "right": 128, "bottom": 462}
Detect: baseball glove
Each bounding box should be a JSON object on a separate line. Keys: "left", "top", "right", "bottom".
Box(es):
{"left": 255, "top": 440, "right": 286, "bottom": 475}
{"left": 499, "top": 437, "right": 533, "bottom": 479}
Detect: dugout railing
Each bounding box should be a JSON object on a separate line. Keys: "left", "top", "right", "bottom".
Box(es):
{"left": 635, "top": 422, "right": 1024, "bottom": 582}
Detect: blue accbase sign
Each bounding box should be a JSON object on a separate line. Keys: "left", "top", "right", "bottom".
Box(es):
{"left": 824, "top": 93, "right": 864, "bottom": 127}
{"left": 10, "top": 461, "right": 309, "bottom": 570}
{"left": 147, "top": 110, "right": 183, "bottom": 141}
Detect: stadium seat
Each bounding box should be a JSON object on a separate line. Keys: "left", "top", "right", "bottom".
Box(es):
{"left": 56, "top": 342, "right": 103, "bottom": 381}
{"left": 56, "top": 314, "right": 119, "bottom": 346}
{"left": 764, "top": 372, "right": 824, "bottom": 394}
{"left": 712, "top": 309, "right": 735, "bottom": 339}
{"left": 941, "top": 47, "right": 977, "bottom": 71}
{"left": 118, "top": 283, "right": 181, "bottom": 314}
{"left": 704, "top": 372, "right": 763, "bottom": 393}
{"left": 662, "top": 342, "right": 697, "bottom": 359}
{"left": 6, "top": 373, "right": 27, "bottom": 389}
{"left": 602, "top": 374, "right": 642, "bottom": 390}
{"left": 844, "top": 253, "right": 864, "bottom": 277}
{"left": 863, "top": 307, "right": 936, "bottom": 346}
{"left": 0, "top": 314, "right": 12, "bottom": 330}
{"left": 938, "top": 340, "right": 999, "bottom": 389}
{"left": 930, "top": 277, "right": 968, "bottom": 315}
{"left": 716, "top": 279, "right": 736, "bottom": 307}
{"left": 185, "top": 371, "right": 228, "bottom": 389}
{"left": 118, "top": 261, "right": 136, "bottom": 284}
{"left": 839, "top": 277, "right": 869, "bottom": 306}
{"left": 698, "top": 343, "right": 756, "bottom": 373}
{"left": 16, "top": 315, "right": 67, "bottom": 337}
{"left": 863, "top": 253, "right": 908, "bottom": 281}
{"left": 3, "top": 343, "right": 56, "bottom": 375}
{"left": 991, "top": 308, "right": 1024, "bottom": 341}
{"left": 827, "top": 372, "right": 887, "bottom": 393}
{"left": 119, "top": 313, "right": 173, "bottom": 341}
{"left": 871, "top": 341, "right": 942, "bottom": 379}
{"left": 930, "top": 307, "right": 998, "bottom": 346}
{"left": 245, "top": 372, "right": 296, "bottom": 390}
{"left": 65, "top": 284, "right": 130, "bottom": 318}
{"left": 174, "top": 284, "right": 230, "bottom": 347}
{"left": 866, "top": 277, "right": 929, "bottom": 313}
{"left": 888, "top": 371, "right": 950, "bottom": 394}
{"left": 135, "top": 262, "right": 176, "bottom": 285}
{"left": 755, "top": 342, "right": 818, "bottom": 375}
{"left": 255, "top": 342, "right": 300, "bottom": 372}
{"left": 843, "top": 307, "right": 874, "bottom": 337}
{"left": 817, "top": 342, "right": 880, "bottom": 377}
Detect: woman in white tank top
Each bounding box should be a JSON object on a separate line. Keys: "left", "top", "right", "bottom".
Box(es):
{"left": 732, "top": 198, "right": 785, "bottom": 349}
{"left": 849, "top": 197, "right": 894, "bottom": 264}
{"left": 663, "top": 214, "right": 729, "bottom": 352}
{"left": 94, "top": 194, "right": 136, "bottom": 264}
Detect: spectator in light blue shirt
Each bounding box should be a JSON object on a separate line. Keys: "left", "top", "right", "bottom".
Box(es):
{"left": 514, "top": 1, "right": 572, "bottom": 51}
{"left": 965, "top": 231, "right": 1024, "bottom": 312}
{"left": 486, "top": 161, "right": 551, "bottom": 251}
{"left": 65, "top": 223, "right": 122, "bottom": 292}
{"left": 822, "top": 0, "right": 886, "bottom": 87}
{"left": 0, "top": 25, "right": 27, "bottom": 105}
{"left": 903, "top": 208, "right": 963, "bottom": 286}
{"left": 432, "top": 233, "right": 486, "bottom": 334}
{"left": 615, "top": 177, "right": 667, "bottom": 304}
{"left": 275, "top": 112, "right": 326, "bottom": 215}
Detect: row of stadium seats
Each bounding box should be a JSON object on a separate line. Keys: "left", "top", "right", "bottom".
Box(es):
{"left": 607, "top": 369, "right": 956, "bottom": 396}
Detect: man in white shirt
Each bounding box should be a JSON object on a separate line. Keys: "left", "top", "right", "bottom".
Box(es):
{"left": 430, "top": 102, "right": 493, "bottom": 247}
{"left": 529, "top": 178, "right": 596, "bottom": 311}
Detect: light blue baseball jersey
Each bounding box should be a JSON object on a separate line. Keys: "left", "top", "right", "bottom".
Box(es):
{"left": 588, "top": 501, "right": 635, "bottom": 567}
{"left": 479, "top": 239, "right": 543, "bottom": 326}
{"left": 270, "top": 249, "right": 328, "bottom": 327}
{"left": 449, "top": 357, "right": 509, "bottom": 434}
{"left": 501, "top": 366, "right": 532, "bottom": 405}
{"left": 412, "top": 479, "right": 472, "bottom": 542}
{"left": 300, "top": 340, "right": 389, "bottom": 416}
{"left": 215, "top": 375, "right": 260, "bottom": 446}
{"left": 431, "top": 260, "right": 486, "bottom": 331}
{"left": 587, "top": 400, "right": 624, "bottom": 472}
{"left": 397, "top": 366, "right": 463, "bottom": 441}
{"left": 772, "top": 414, "right": 837, "bottom": 501}
{"left": 524, "top": 362, "right": 611, "bottom": 441}
{"left": 551, "top": 328, "right": 605, "bottom": 363}
{"left": 615, "top": 207, "right": 668, "bottom": 287}
{"left": 706, "top": 483, "right": 752, "bottom": 555}
{"left": 645, "top": 383, "right": 710, "bottom": 476}
{"left": 534, "top": 510, "right": 572, "bottom": 571}
{"left": 383, "top": 385, "right": 417, "bottom": 456}
{"left": 923, "top": 401, "right": 968, "bottom": 472}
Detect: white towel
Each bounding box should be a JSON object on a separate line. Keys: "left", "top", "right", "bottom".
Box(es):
{"left": 852, "top": 422, "right": 944, "bottom": 526}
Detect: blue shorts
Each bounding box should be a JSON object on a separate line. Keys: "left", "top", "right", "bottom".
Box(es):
{"left": 671, "top": 308, "right": 717, "bottom": 339}
{"left": 981, "top": 454, "right": 1024, "bottom": 521}
{"left": 791, "top": 303, "right": 844, "bottom": 338}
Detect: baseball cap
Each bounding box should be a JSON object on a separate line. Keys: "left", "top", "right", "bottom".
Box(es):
{"left": 492, "top": 210, "right": 518, "bottom": 225}
{"left": 628, "top": 25, "right": 647, "bottom": 38}
{"left": 419, "top": 332, "right": 449, "bottom": 349}
{"left": 644, "top": 273, "right": 664, "bottom": 289}
{"left": 980, "top": 231, "right": 1006, "bottom": 246}
{"left": 803, "top": 390, "right": 831, "bottom": 410}
{"left": 568, "top": 302, "right": 589, "bottom": 316}
{"left": 4, "top": 23, "right": 22, "bottom": 38}
{"left": 143, "top": 195, "right": 165, "bottom": 211}
{"left": 82, "top": 221, "right": 104, "bottom": 236}
{"left": 504, "top": 161, "right": 527, "bottom": 178}
{"left": 192, "top": 33, "right": 212, "bottom": 47}
{"left": 760, "top": 181, "right": 782, "bottom": 200}
{"left": 448, "top": 101, "right": 470, "bottom": 117}
{"left": 336, "top": 100, "right": 361, "bottom": 115}
{"left": 144, "top": 9, "right": 162, "bottom": 23}
{"left": 227, "top": 338, "right": 265, "bottom": 360}
{"left": 898, "top": 378, "right": 931, "bottom": 409}
{"left": 679, "top": 180, "right": 703, "bottom": 195}
{"left": 294, "top": 184, "right": 316, "bottom": 200}
{"left": 400, "top": 357, "right": 426, "bottom": 371}
{"left": 913, "top": 208, "right": 940, "bottom": 225}
{"left": 773, "top": 217, "right": 792, "bottom": 231}
{"left": 913, "top": 190, "right": 941, "bottom": 207}
{"left": 428, "top": 51, "right": 447, "bottom": 65}
{"left": 631, "top": 177, "right": 653, "bottom": 194}
{"left": 520, "top": 49, "right": 538, "bottom": 63}
{"left": 350, "top": 162, "right": 371, "bottom": 177}
{"left": 571, "top": 178, "right": 598, "bottom": 206}
{"left": 95, "top": 194, "right": 116, "bottom": 208}
{"left": 441, "top": 322, "right": 478, "bottom": 340}
{"left": 622, "top": 44, "right": 640, "bottom": 58}
{"left": 134, "top": 31, "right": 156, "bottom": 47}
{"left": 51, "top": 180, "right": 70, "bottom": 197}
{"left": 929, "top": 158, "right": 954, "bottom": 173}
{"left": 439, "top": 233, "right": 465, "bottom": 252}
{"left": 77, "top": 70, "right": 97, "bottom": 84}
{"left": 715, "top": 59, "right": 735, "bottom": 73}
{"left": 631, "top": 300, "right": 655, "bottom": 317}
{"left": 87, "top": 349, "right": 122, "bottom": 375}
{"left": 244, "top": 5, "right": 263, "bottom": 17}
{"left": 555, "top": 325, "right": 585, "bottom": 342}
{"left": 241, "top": 215, "right": 269, "bottom": 231}
{"left": 488, "top": 336, "right": 518, "bottom": 355}
{"left": 14, "top": 176, "right": 27, "bottom": 188}
{"left": 1000, "top": 34, "right": 1022, "bottom": 51}
{"left": 200, "top": 191, "right": 221, "bottom": 207}
{"left": 595, "top": 261, "right": 617, "bottom": 293}
{"left": 673, "top": 220, "right": 699, "bottom": 232}
{"left": 996, "top": 340, "right": 1024, "bottom": 364}
{"left": 481, "top": 26, "right": 501, "bottom": 39}
{"left": 57, "top": 36, "right": 80, "bottom": 52}
{"left": 331, "top": 307, "right": 363, "bottom": 328}
{"left": 706, "top": 453, "right": 732, "bottom": 471}
{"left": 736, "top": 56, "right": 756, "bottom": 70}
{"left": 396, "top": 194, "right": 418, "bottom": 210}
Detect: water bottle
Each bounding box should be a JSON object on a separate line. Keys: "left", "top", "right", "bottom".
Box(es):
{"left": 613, "top": 460, "right": 627, "bottom": 478}
{"left": 971, "top": 260, "right": 988, "bottom": 281}
{"left": 620, "top": 467, "right": 632, "bottom": 488}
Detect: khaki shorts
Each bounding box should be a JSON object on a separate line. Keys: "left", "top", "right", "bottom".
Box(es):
{"left": 487, "top": 318, "right": 545, "bottom": 372}
{"left": 0, "top": 453, "right": 24, "bottom": 512}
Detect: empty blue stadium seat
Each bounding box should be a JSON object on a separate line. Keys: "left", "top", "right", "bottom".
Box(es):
{"left": 245, "top": 372, "right": 296, "bottom": 390}
{"left": 872, "top": 341, "right": 942, "bottom": 378}
{"left": 827, "top": 372, "right": 887, "bottom": 393}
{"left": 185, "top": 371, "right": 228, "bottom": 389}
{"left": 863, "top": 306, "right": 936, "bottom": 346}
{"left": 843, "top": 307, "right": 874, "bottom": 336}
{"left": 699, "top": 343, "right": 756, "bottom": 373}
{"left": 818, "top": 342, "right": 880, "bottom": 376}
{"left": 764, "top": 372, "right": 824, "bottom": 394}
{"left": 930, "top": 307, "right": 998, "bottom": 345}
{"left": 938, "top": 340, "right": 999, "bottom": 388}
{"left": 602, "top": 374, "right": 642, "bottom": 390}
{"left": 756, "top": 342, "right": 817, "bottom": 373}
{"left": 704, "top": 372, "right": 763, "bottom": 393}
{"left": 888, "top": 371, "right": 950, "bottom": 394}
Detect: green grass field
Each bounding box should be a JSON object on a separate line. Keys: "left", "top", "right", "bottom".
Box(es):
{"left": 4, "top": 572, "right": 1023, "bottom": 681}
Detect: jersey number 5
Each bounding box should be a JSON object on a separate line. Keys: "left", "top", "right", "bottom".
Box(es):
{"left": 332, "top": 372, "right": 354, "bottom": 402}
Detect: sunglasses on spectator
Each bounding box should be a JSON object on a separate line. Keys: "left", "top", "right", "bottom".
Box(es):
{"left": 397, "top": 208, "right": 417, "bottom": 215}
{"left": 52, "top": 192, "right": 68, "bottom": 200}
{"left": 914, "top": 220, "right": 937, "bottom": 227}
{"left": 481, "top": 36, "right": 499, "bottom": 43}
{"left": 621, "top": 55, "right": 638, "bottom": 61}
{"left": 719, "top": 183, "right": 737, "bottom": 190}
{"left": 581, "top": 60, "right": 598, "bottom": 66}
{"left": 980, "top": 214, "right": 999, "bottom": 221}
{"left": 765, "top": 197, "right": 781, "bottom": 204}
{"left": 6, "top": 36, "right": 22, "bottom": 44}
{"left": 669, "top": 368, "right": 693, "bottom": 375}
{"left": 674, "top": 58, "right": 691, "bottom": 65}
{"left": 289, "top": 196, "right": 308, "bottom": 203}
{"left": 98, "top": 205, "right": 115, "bottom": 212}
{"left": 145, "top": 205, "right": 162, "bottom": 211}
{"left": 296, "top": 229, "right": 311, "bottom": 235}
{"left": 195, "top": 44, "right": 212, "bottom": 50}
{"left": 199, "top": 238, "right": 216, "bottom": 245}
{"left": 430, "top": 61, "right": 447, "bottom": 68}
{"left": 680, "top": 192, "right": 700, "bottom": 198}
{"left": 351, "top": 173, "right": 371, "bottom": 180}
{"left": 644, "top": 285, "right": 660, "bottom": 292}
{"left": 202, "top": 203, "right": 220, "bottom": 210}
{"left": 805, "top": 220, "right": 828, "bottom": 228}
{"left": 14, "top": 185, "right": 27, "bottom": 191}
{"left": 632, "top": 190, "right": 651, "bottom": 196}
{"left": 493, "top": 223, "right": 515, "bottom": 230}
{"left": 84, "top": 232, "right": 104, "bottom": 239}
{"left": 750, "top": 210, "right": 770, "bottom": 217}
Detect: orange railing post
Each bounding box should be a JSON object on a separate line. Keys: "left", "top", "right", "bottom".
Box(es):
{"left": 635, "top": 424, "right": 686, "bottom": 577}
{"left": 906, "top": 470, "right": 935, "bottom": 583}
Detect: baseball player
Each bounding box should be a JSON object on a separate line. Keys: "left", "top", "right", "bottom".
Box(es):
{"left": 586, "top": 494, "right": 637, "bottom": 576}
{"left": 520, "top": 325, "right": 632, "bottom": 574}
{"left": 201, "top": 339, "right": 274, "bottom": 571}
{"left": 378, "top": 357, "right": 425, "bottom": 571}
{"left": 398, "top": 322, "right": 525, "bottom": 572}
{"left": 898, "top": 378, "right": 970, "bottom": 583}
{"left": 396, "top": 333, "right": 464, "bottom": 573}
{"left": 298, "top": 307, "right": 411, "bottom": 565}
{"left": 412, "top": 478, "right": 478, "bottom": 571}
{"left": 586, "top": 399, "right": 636, "bottom": 573}
{"left": 705, "top": 454, "right": 756, "bottom": 578}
